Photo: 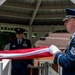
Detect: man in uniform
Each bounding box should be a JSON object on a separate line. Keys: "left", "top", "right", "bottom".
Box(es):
{"left": 9, "top": 28, "right": 33, "bottom": 75}
{"left": 49, "top": 8, "right": 75, "bottom": 75}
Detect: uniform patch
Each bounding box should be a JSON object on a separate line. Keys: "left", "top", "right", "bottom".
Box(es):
{"left": 70, "top": 47, "right": 75, "bottom": 55}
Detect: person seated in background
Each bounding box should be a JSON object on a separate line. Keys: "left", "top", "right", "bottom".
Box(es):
{"left": 4, "top": 33, "right": 16, "bottom": 50}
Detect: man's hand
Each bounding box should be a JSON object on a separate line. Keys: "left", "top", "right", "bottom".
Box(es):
{"left": 49, "top": 45, "right": 61, "bottom": 55}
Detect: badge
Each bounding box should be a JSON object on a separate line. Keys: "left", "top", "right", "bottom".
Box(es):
{"left": 12, "top": 45, "right": 16, "bottom": 47}
{"left": 70, "top": 47, "right": 75, "bottom": 55}
{"left": 23, "top": 41, "right": 27, "bottom": 47}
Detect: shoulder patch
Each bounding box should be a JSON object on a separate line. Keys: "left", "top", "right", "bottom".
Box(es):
{"left": 70, "top": 47, "right": 75, "bottom": 55}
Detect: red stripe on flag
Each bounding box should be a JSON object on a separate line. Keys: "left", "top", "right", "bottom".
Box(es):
{"left": 0, "top": 46, "right": 53, "bottom": 60}
{"left": 0, "top": 46, "right": 48, "bottom": 54}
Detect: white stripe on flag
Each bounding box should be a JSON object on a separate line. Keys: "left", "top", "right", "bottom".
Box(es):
{"left": 0, "top": 48, "right": 50, "bottom": 58}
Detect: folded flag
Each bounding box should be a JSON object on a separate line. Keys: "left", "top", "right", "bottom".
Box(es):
{"left": 0, "top": 46, "right": 53, "bottom": 60}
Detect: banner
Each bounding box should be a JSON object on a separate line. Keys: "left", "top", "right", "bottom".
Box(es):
{"left": 0, "top": 46, "right": 52, "bottom": 60}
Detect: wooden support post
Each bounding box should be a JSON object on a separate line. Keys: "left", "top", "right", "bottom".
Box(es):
{"left": 44, "top": 62, "right": 48, "bottom": 75}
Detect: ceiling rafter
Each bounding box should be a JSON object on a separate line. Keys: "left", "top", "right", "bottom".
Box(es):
{"left": 2, "top": 1, "right": 74, "bottom": 11}
{"left": 35, "top": 0, "right": 69, "bottom": 1}
{"left": 36, "top": 15, "right": 64, "bottom": 19}
{"left": 29, "top": 0, "right": 42, "bottom": 25}
{"left": 2, "top": 4, "right": 74, "bottom": 11}
{"left": 0, "top": 14, "right": 64, "bottom": 19}
{"left": 0, "top": 11, "right": 31, "bottom": 19}
{"left": 0, "top": 10, "right": 64, "bottom": 19}
{"left": 3, "top": 2, "right": 35, "bottom": 10}
{"left": 39, "top": 6, "right": 75, "bottom": 10}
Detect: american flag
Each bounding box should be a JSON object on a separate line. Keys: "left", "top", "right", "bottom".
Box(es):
{"left": 0, "top": 46, "right": 52, "bottom": 60}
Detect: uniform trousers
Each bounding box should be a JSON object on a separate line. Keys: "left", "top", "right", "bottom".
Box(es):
{"left": 12, "top": 68, "right": 27, "bottom": 75}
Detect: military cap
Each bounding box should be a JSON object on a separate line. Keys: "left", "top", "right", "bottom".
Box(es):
{"left": 63, "top": 8, "right": 75, "bottom": 21}
{"left": 14, "top": 28, "right": 25, "bottom": 34}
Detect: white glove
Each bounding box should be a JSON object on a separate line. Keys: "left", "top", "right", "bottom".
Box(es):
{"left": 49, "top": 45, "right": 61, "bottom": 55}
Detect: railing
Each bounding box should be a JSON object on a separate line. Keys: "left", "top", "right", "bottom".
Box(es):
{"left": 0, "top": 59, "right": 62, "bottom": 75}
{"left": 0, "top": 59, "right": 11, "bottom": 75}
{"left": 36, "top": 60, "right": 59, "bottom": 75}
{"left": 49, "top": 67, "right": 59, "bottom": 75}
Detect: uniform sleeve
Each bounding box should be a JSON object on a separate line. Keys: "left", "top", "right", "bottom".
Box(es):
{"left": 54, "top": 38, "right": 75, "bottom": 69}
